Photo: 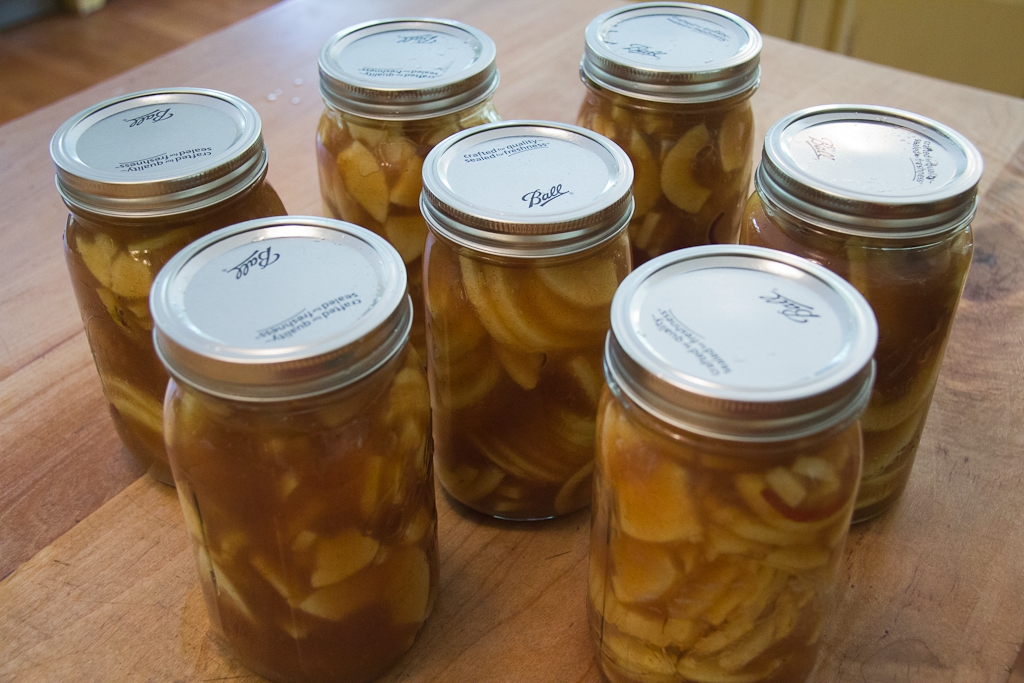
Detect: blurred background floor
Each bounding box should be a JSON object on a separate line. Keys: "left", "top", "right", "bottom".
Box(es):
{"left": 1, "top": 0, "right": 1021, "bottom": 129}
{"left": 0, "top": 0, "right": 280, "bottom": 125}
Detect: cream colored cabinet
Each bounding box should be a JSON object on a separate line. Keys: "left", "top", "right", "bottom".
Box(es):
{"left": 711, "top": 0, "right": 1024, "bottom": 98}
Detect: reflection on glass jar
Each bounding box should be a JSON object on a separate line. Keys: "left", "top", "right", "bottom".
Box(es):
{"left": 151, "top": 217, "right": 436, "bottom": 683}
{"left": 51, "top": 88, "right": 286, "bottom": 484}
{"left": 576, "top": 2, "right": 761, "bottom": 266}
{"left": 591, "top": 246, "right": 877, "bottom": 683}
{"left": 421, "top": 121, "right": 634, "bottom": 520}
{"left": 316, "top": 18, "right": 501, "bottom": 359}
{"left": 740, "top": 105, "right": 982, "bottom": 522}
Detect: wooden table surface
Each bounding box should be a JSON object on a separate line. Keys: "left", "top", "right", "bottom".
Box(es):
{"left": 3, "top": 0, "right": 1024, "bottom": 681}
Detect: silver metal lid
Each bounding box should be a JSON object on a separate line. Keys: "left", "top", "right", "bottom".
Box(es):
{"left": 420, "top": 120, "right": 634, "bottom": 258}
{"left": 50, "top": 88, "right": 267, "bottom": 219}
{"left": 607, "top": 245, "right": 877, "bottom": 441}
{"left": 756, "top": 105, "right": 984, "bottom": 239}
{"left": 581, "top": 2, "right": 761, "bottom": 103}
{"left": 318, "top": 17, "right": 499, "bottom": 119}
{"left": 150, "top": 216, "right": 411, "bottom": 401}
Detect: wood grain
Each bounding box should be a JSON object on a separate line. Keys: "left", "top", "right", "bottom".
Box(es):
{"left": 0, "top": 477, "right": 598, "bottom": 683}
{"left": 0, "top": 0, "right": 281, "bottom": 125}
{"left": 2, "top": 0, "right": 1024, "bottom": 680}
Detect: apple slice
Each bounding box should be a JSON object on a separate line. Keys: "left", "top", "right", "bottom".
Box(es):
{"left": 434, "top": 338, "right": 502, "bottom": 410}
{"left": 439, "top": 463, "right": 505, "bottom": 503}
{"left": 614, "top": 452, "right": 703, "bottom": 544}
{"left": 459, "top": 257, "right": 568, "bottom": 351}
{"left": 553, "top": 460, "right": 594, "bottom": 515}
{"left": 309, "top": 529, "right": 380, "bottom": 588}
{"left": 296, "top": 568, "right": 377, "bottom": 622}
{"left": 337, "top": 140, "right": 389, "bottom": 223}
{"left": 603, "top": 593, "right": 701, "bottom": 650}
{"left": 382, "top": 213, "right": 428, "bottom": 264}
{"left": 470, "top": 433, "right": 566, "bottom": 483}
{"left": 205, "top": 554, "right": 256, "bottom": 623}
{"left": 494, "top": 343, "right": 546, "bottom": 390}
{"left": 601, "top": 631, "right": 678, "bottom": 681}
{"left": 610, "top": 534, "right": 678, "bottom": 603}
{"left": 388, "top": 154, "right": 424, "bottom": 208}
{"left": 109, "top": 251, "right": 152, "bottom": 299}
{"left": 346, "top": 120, "right": 387, "bottom": 148}
{"left": 628, "top": 130, "right": 661, "bottom": 218}
{"left": 661, "top": 124, "right": 713, "bottom": 213}
{"left": 378, "top": 137, "right": 416, "bottom": 166}
{"left": 677, "top": 655, "right": 782, "bottom": 683}
{"left": 384, "top": 545, "right": 432, "bottom": 625}
{"left": 76, "top": 233, "right": 117, "bottom": 288}
{"left": 719, "top": 109, "right": 752, "bottom": 173}
{"left": 102, "top": 375, "right": 163, "bottom": 436}
{"left": 251, "top": 554, "right": 304, "bottom": 602}
{"left": 535, "top": 257, "right": 620, "bottom": 310}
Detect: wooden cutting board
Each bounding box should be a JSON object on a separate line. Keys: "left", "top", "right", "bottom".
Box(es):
{"left": 3, "top": 0, "right": 1024, "bottom": 680}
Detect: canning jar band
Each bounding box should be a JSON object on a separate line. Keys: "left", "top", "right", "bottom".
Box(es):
{"left": 580, "top": 2, "right": 762, "bottom": 104}
{"left": 754, "top": 168, "right": 978, "bottom": 246}
{"left": 320, "top": 93, "right": 496, "bottom": 126}
{"left": 579, "top": 61, "right": 760, "bottom": 105}
{"left": 420, "top": 193, "right": 634, "bottom": 261}
{"left": 154, "top": 295, "right": 414, "bottom": 404}
{"left": 603, "top": 368, "right": 868, "bottom": 458}
{"left": 57, "top": 148, "right": 270, "bottom": 221}
{"left": 604, "top": 332, "right": 877, "bottom": 443}
{"left": 319, "top": 72, "right": 500, "bottom": 122}
{"left": 580, "top": 69, "right": 759, "bottom": 111}
{"left": 420, "top": 184, "right": 633, "bottom": 236}
{"left": 318, "top": 17, "right": 499, "bottom": 121}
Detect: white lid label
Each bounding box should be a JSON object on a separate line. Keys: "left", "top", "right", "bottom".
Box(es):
{"left": 601, "top": 12, "right": 748, "bottom": 68}
{"left": 333, "top": 28, "right": 477, "bottom": 85}
{"left": 786, "top": 120, "right": 959, "bottom": 195}
{"left": 445, "top": 135, "right": 611, "bottom": 215}
{"left": 76, "top": 102, "right": 240, "bottom": 177}
{"left": 636, "top": 267, "right": 844, "bottom": 388}
{"left": 181, "top": 236, "right": 380, "bottom": 349}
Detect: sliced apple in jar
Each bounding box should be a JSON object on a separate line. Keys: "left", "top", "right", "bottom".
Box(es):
{"left": 76, "top": 233, "right": 117, "bottom": 288}
{"left": 661, "top": 124, "right": 713, "bottom": 214}
{"left": 719, "top": 108, "right": 752, "bottom": 173}
{"left": 337, "top": 140, "right": 389, "bottom": 224}
{"left": 628, "top": 130, "right": 661, "bottom": 218}
{"left": 383, "top": 214, "right": 428, "bottom": 265}
{"left": 535, "top": 257, "right": 620, "bottom": 310}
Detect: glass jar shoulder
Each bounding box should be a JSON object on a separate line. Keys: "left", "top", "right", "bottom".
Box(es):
{"left": 741, "top": 192, "right": 974, "bottom": 293}
{"left": 597, "top": 387, "right": 862, "bottom": 529}
{"left": 165, "top": 345, "right": 429, "bottom": 478}
{"left": 426, "top": 230, "right": 632, "bottom": 355}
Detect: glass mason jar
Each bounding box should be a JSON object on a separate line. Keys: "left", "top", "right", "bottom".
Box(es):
{"left": 316, "top": 18, "right": 502, "bottom": 360}
{"left": 576, "top": 2, "right": 762, "bottom": 267}
{"left": 150, "top": 217, "right": 436, "bottom": 683}
{"left": 591, "top": 245, "right": 878, "bottom": 683}
{"left": 50, "top": 88, "right": 286, "bottom": 485}
{"left": 739, "top": 105, "right": 982, "bottom": 522}
{"left": 421, "top": 121, "right": 634, "bottom": 520}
